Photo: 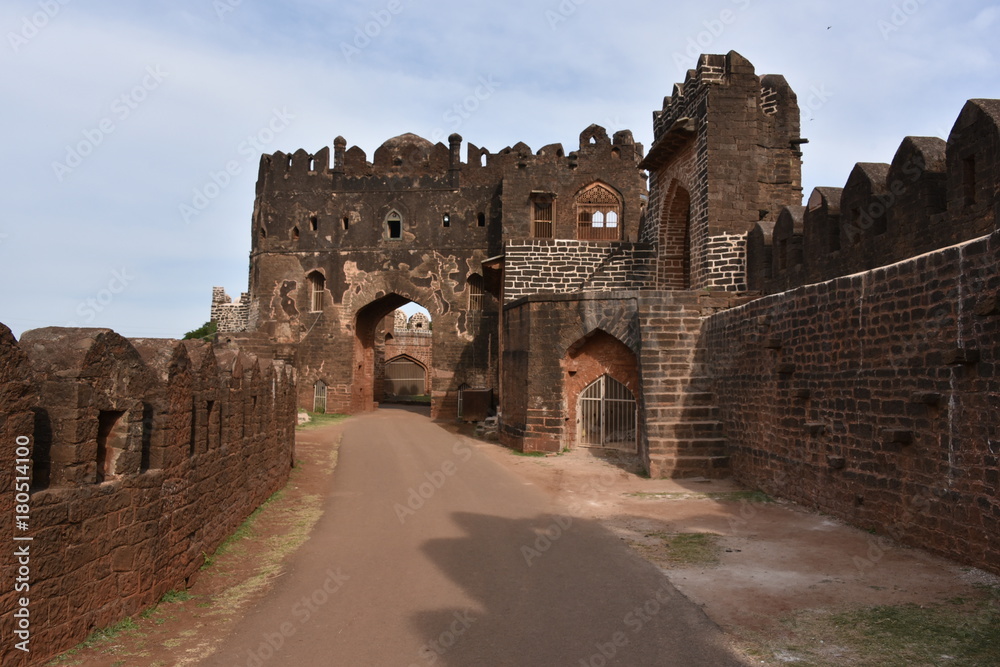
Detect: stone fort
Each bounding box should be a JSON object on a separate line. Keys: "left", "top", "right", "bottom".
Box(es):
{"left": 2, "top": 50, "right": 998, "bottom": 663}
{"left": 213, "top": 48, "right": 998, "bottom": 576}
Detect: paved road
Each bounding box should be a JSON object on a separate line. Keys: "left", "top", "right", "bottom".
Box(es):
{"left": 201, "top": 407, "right": 745, "bottom": 666}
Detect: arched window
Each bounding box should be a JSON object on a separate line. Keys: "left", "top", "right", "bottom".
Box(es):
{"left": 576, "top": 184, "right": 622, "bottom": 240}
{"left": 468, "top": 274, "right": 485, "bottom": 311}
{"left": 313, "top": 381, "right": 327, "bottom": 413}
{"left": 307, "top": 271, "right": 325, "bottom": 312}
{"left": 386, "top": 211, "right": 403, "bottom": 239}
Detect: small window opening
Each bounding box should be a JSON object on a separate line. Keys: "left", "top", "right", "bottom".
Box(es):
{"left": 292, "top": 226, "right": 300, "bottom": 240}
{"left": 140, "top": 403, "right": 153, "bottom": 472}
{"left": 477, "top": 212, "right": 486, "bottom": 227}
{"left": 386, "top": 212, "right": 402, "bottom": 239}
{"left": 96, "top": 410, "right": 127, "bottom": 483}
{"left": 260, "top": 227, "right": 267, "bottom": 240}
{"left": 308, "top": 271, "right": 325, "bottom": 312}
{"left": 443, "top": 213, "right": 450, "bottom": 228}
{"left": 468, "top": 275, "right": 485, "bottom": 311}
{"left": 532, "top": 198, "right": 553, "bottom": 238}
{"left": 963, "top": 156, "right": 977, "bottom": 206}
{"left": 309, "top": 216, "right": 318, "bottom": 232}
{"left": 343, "top": 216, "right": 350, "bottom": 231}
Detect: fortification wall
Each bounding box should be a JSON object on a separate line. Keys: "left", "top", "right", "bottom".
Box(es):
{"left": 0, "top": 325, "right": 296, "bottom": 665}
{"left": 705, "top": 228, "right": 1000, "bottom": 575}
{"left": 756, "top": 99, "right": 1000, "bottom": 293}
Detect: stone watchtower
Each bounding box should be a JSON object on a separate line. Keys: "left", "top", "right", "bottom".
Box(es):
{"left": 639, "top": 51, "right": 803, "bottom": 290}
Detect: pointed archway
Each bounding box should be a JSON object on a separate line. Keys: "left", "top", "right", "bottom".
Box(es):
{"left": 563, "top": 329, "right": 640, "bottom": 452}
{"left": 352, "top": 294, "right": 422, "bottom": 412}
{"left": 659, "top": 180, "right": 691, "bottom": 289}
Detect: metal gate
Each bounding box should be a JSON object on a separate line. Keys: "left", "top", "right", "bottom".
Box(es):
{"left": 578, "top": 375, "right": 636, "bottom": 449}
{"left": 384, "top": 357, "right": 427, "bottom": 397}
{"left": 313, "top": 381, "right": 327, "bottom": 413}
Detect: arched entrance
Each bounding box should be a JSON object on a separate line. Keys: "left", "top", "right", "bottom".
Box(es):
{"left": 352, "top": 294, "right": 432, "bottom": 412}
{"left": 563, "top": 329, "right": 640, "bottom": 452}
{"left": 660, "top": 180, "right": 691, "bottom": 289}
{"left": 578, "top": 375, "right": 637, "bottom": 449}
{"left": 383, "top": 355, "right": 428, "bottom": 400}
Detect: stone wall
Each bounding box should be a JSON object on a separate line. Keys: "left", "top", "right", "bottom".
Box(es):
{"left": 0, "top": 325, "right": 296, "bottom": 665}
{"left": 754, "top": 99, "right": 1000, "bottom": 294}
{"left": 503, "top": 240, "right": 655, "bottom": 303}
{"left": 703, "top": 229, "right": 1000, "bottom": 575}
{"left": 211, "top": 287, "right": 250, "bottom": 334}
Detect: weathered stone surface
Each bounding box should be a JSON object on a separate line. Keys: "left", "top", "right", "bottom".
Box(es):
{"left": 0, "top": 327, "right": 295, "bottom": 666}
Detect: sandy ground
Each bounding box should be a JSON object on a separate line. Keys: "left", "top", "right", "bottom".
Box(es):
{"left": 472, "top": 439, "right": 1000, "bottom": 659}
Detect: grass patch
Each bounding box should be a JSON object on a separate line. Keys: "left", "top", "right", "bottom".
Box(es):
{"left": 629, "top": 531, "right": 721, "bottom": 568}
{"left": 57, "top": 617, "right": 140, "bottom": 655}
{"left": 628, "top": 489, "right": 773, "bottom": 503}
{"left": 827, "top": 598, "right": 1000, "bottom": 666}
{"left": 659, "top": 532, "right": 721, "bottom": 566}
{"left": 159, "top": 589, "right": 192, "bottom": 604}
{"left": 510, "top": 450, "right": 548, "bottom": 457}
{"left": 201, "top": 489, "right": 285, "bottom": 570}
{"left": 297, "top": 411, "right": 349, "bottom": 430}
{"left": 747, "top": 587, "right": 1000, "bottom": 666}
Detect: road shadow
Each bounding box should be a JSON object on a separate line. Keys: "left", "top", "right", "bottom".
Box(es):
{"left": 377, "top": 403, "right": 432, "bottom": 417}
{"left": 407, "top": 510, "right": 747, "bottom": 667}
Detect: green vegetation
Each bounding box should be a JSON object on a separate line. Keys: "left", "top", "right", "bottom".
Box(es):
{"left": 182, "top": 321, "right": 217, "bottom": 340}
{"left": 296, "top": 411, "right": 349, "bottom": 430}
{"left": 628, "top": 489, "right": 773, "bottom": 503}
{"left": 656, "top": 532, "right": 721, "bottom": 566}
{"left": 201, "top": 488, "right": 285, "bottom": 569}
{"left": 509, "top": 450, "right": 547, "bottom": 457}
{"left": 755, "top": 588, "right": 1000, "bottom": 666}
{"left": 159, "top": 590, "right": 192, "bottom": 604}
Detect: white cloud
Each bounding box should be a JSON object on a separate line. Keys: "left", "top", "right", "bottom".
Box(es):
{"left": 1, "top": 0, "right": 998, "bottom": 338}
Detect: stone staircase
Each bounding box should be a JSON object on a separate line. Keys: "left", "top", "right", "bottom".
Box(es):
{"left": 638, "top": 294, "right": 730, "bottom": 478}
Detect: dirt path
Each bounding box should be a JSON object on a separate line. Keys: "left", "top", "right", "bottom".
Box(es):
{"left": 52, "top": 409, "right": 998, "bottom": 666}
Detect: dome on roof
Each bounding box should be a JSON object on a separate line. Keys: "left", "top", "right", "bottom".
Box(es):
{"left": 373, "top": 133, "right": 437, "bottom": 169}
{"left": 378, "top": 133, "right": 434, "bottom": 153}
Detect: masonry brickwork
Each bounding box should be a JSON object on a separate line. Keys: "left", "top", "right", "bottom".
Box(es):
{"left": 0, "top": 324, "right": 295, "bottom": 665}
{"left": 208, "top": 50, "right": 999, "bottom": 579}
{"left": 705, "top": 228, "right": 1000, "bottom": 574}
{"left": 214, "top": 123, "right": 648, "bottom": 419}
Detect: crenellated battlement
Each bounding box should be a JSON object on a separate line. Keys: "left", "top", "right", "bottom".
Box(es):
{"left": 0, "top": 323, "right": 296, "bottom": 664}
{"left": 755, "top": 98, "right": 1000, "bottom": 293}
{"left": 641, "top": 51, "right": 802, "bottom": 291}
{"left": 254, "top": 125, "right": 644, "bottom": 197}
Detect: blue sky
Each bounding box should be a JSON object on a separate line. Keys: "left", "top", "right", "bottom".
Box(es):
{"left": 2, "top": 0, "right": 998, "bottom": 338}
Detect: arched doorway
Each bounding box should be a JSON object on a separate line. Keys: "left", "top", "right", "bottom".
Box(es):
{"left": 660, "top": 180, "right": 691, "bottom": 289}
{"left": 383, "top": 355, "right": 428, "bottom": 400}
{"left": 578, "top": 375, "right": 637, "bottom": 449}
{"left": 352, "top": 294, "right": 433, "bottom": 412}
{"left": 563, "top": 329, "right": 640, "bottom": 452}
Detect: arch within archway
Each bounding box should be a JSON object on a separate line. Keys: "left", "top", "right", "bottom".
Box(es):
{"left": 563, "top": 329, "right": 639, "bottom": 452}
{"left": 383, "top": 354, "right": 429, "bottom": 399}
{"left": 659, "top": 180, "right": 691, "bottom": 289}
{"left": 352, "top": 293, "right": 421, "bottom": 412}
